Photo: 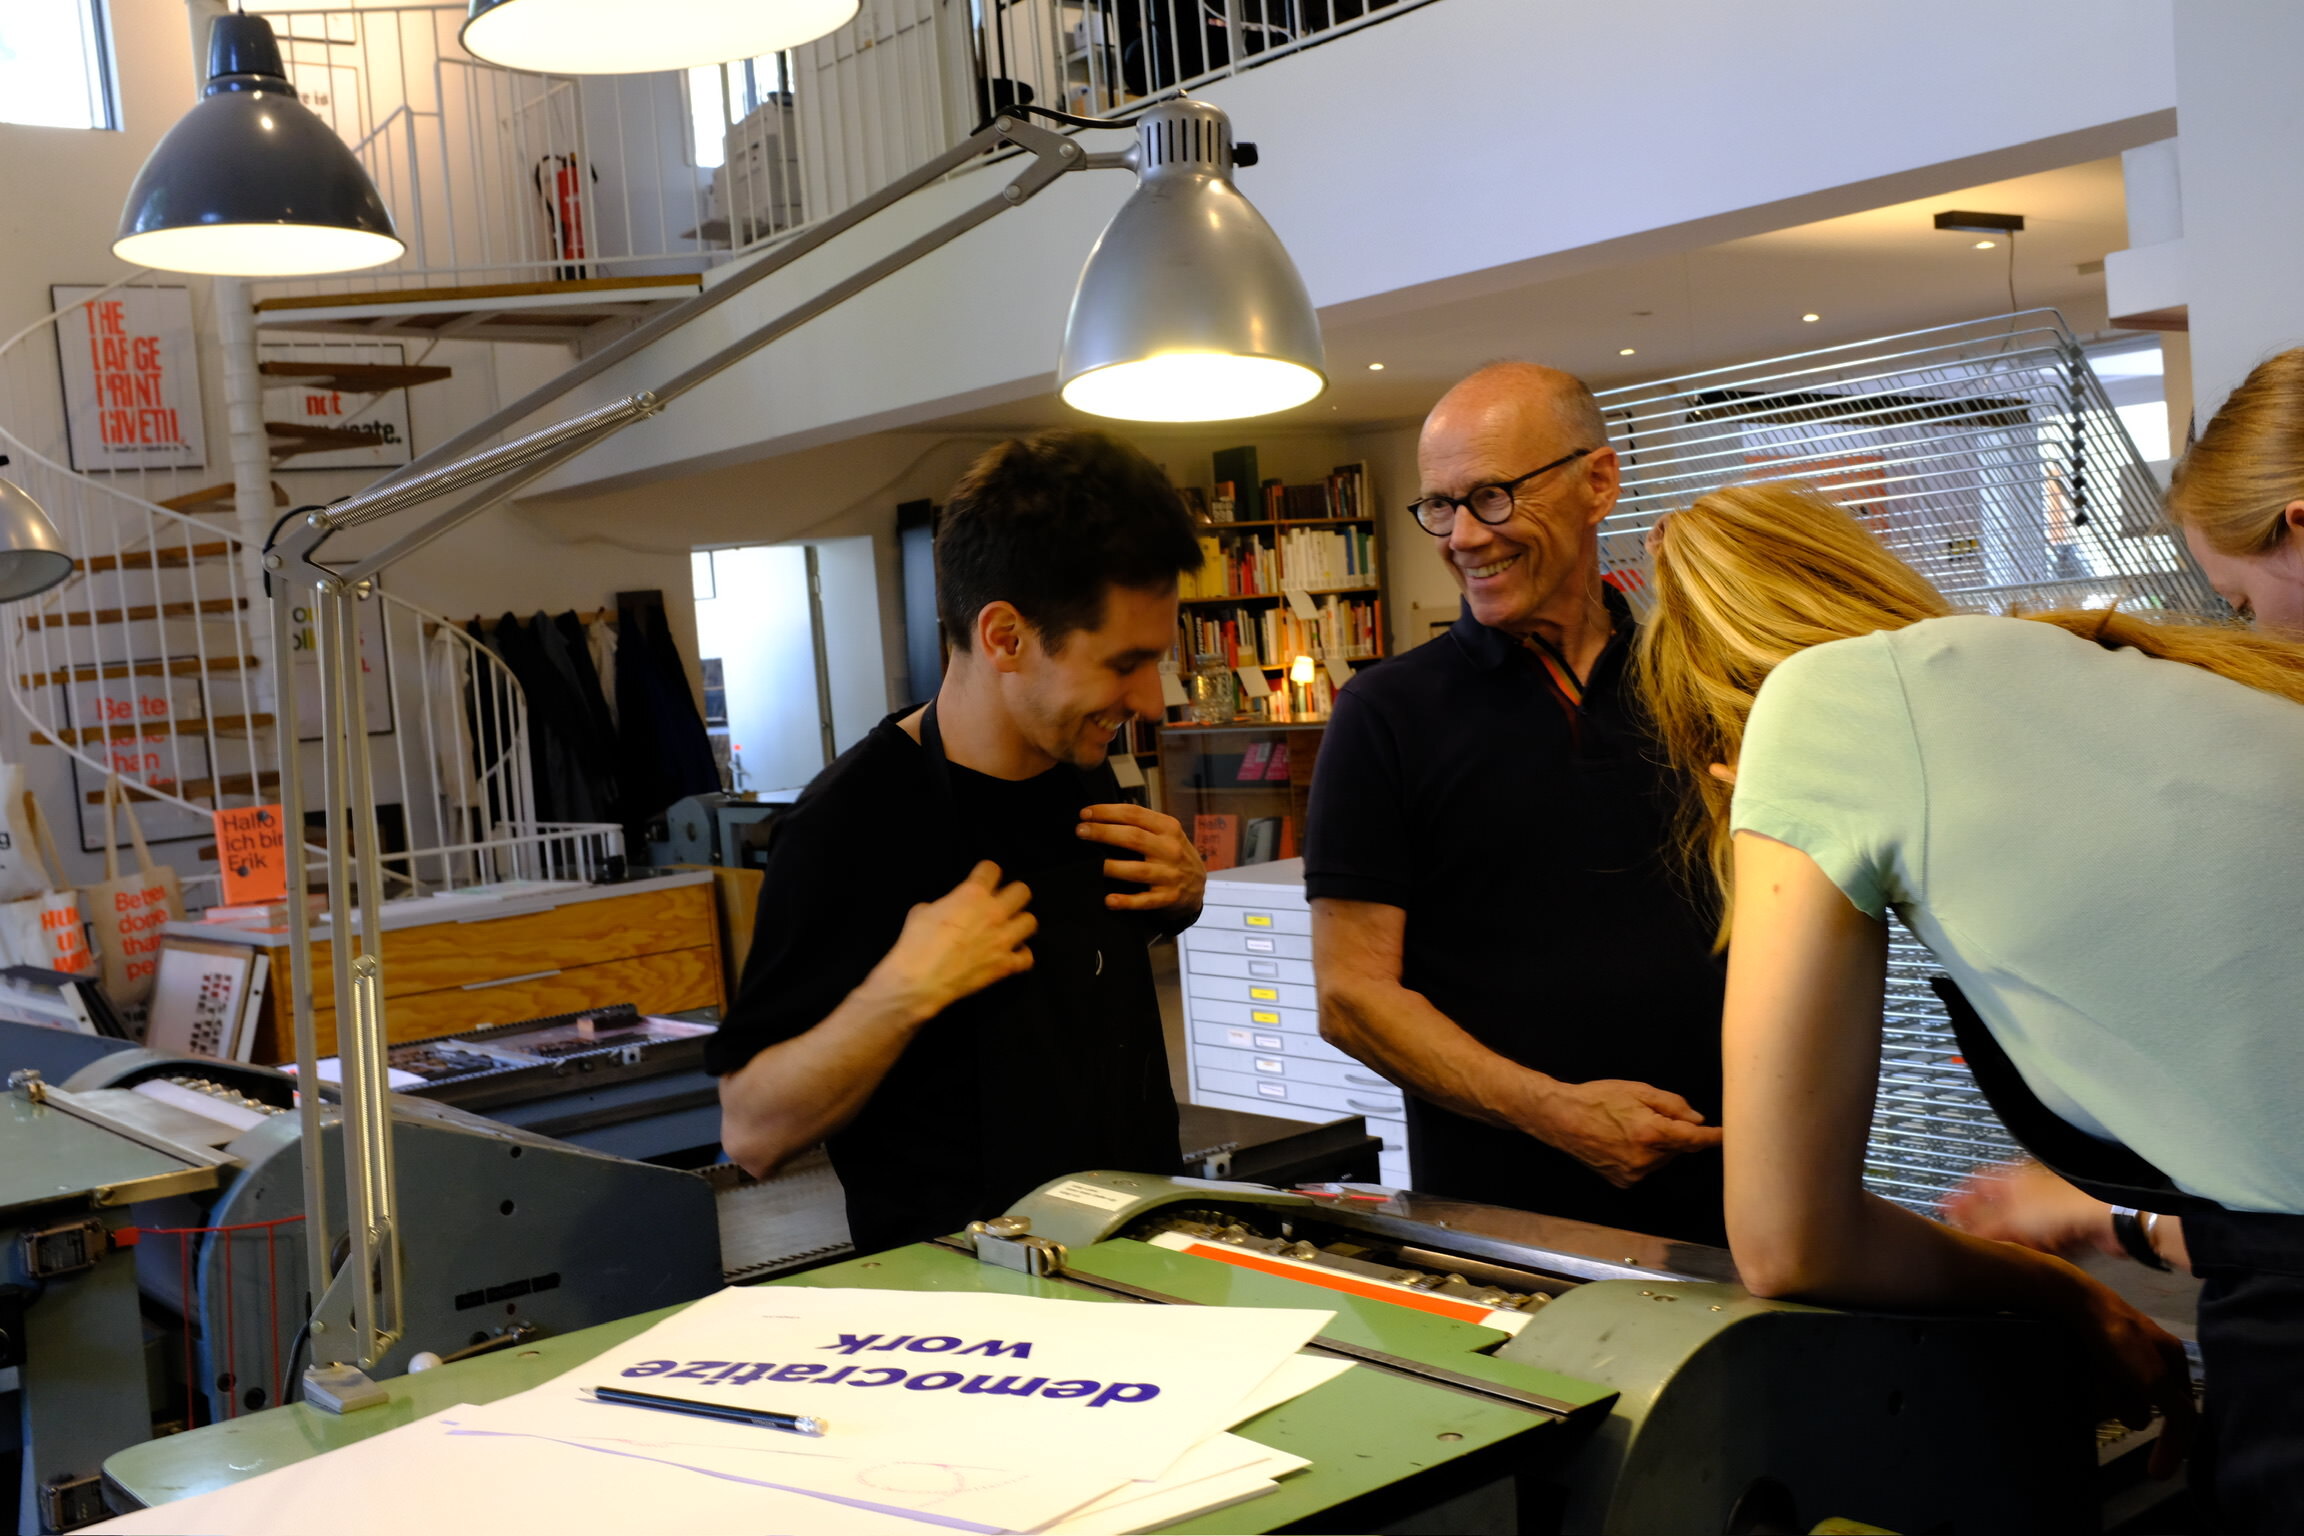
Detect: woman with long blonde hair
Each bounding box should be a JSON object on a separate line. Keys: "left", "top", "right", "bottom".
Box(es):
{"left": 2166, "top": 345, "right": 2304, "bottom": 634}
{"left": 1636, "top": 481, "right": 2304, "bottom": 1531}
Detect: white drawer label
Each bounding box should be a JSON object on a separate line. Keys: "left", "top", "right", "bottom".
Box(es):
{"left": 1044, "top": 1179, "right": 1137, "bottom": 1212}
{"left": 1225, "top": 1027, "right": 1253, "bottom": 1047}
{"left": 1253, "top": 1057, "right": 1284, "bottom": 1074}
{"left": 1253, "top": 1033, "right": 1284, "bottom": 1051}
{"left": 1245, "top": 937, "right": 1275, "bottom": 953}
{"left": 1256, "top": 1081, "right": 1288, "bottom": 1098}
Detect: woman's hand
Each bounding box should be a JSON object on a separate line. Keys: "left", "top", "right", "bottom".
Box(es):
{"left": 1944, "top": 1160, "right": 2120, "bottom": 1259}
{"left": 2071, "top": 1268, "right": 2195, "bottom": 1477}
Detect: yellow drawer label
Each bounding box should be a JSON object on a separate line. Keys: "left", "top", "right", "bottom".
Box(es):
{"left": 1251, "top": 1010, "right": 1280, "bottom": 1024}
{"left": 1249, "top": 986, "right": 1278, "bottom": 1001}
{"left": 1244, "top": 913, "right": 1272, "bottom": 928}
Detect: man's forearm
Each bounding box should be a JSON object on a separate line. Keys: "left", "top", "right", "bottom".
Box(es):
{"left": 718, "top": 977, "right": 931, "bottom": 1177}
{"left": 1318, "top": 974, "right": 1558, "bottom": 1134}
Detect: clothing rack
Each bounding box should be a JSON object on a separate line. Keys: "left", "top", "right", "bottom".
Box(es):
{"left": 422, "top": 607, "right": 615, "bottom": 637}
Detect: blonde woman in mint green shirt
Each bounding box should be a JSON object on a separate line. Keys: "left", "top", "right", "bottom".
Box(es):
{"left": 1636, "top": 482, "right": 2304, "bottom": 1530}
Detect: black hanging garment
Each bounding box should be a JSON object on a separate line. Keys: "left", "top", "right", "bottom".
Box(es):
{"left": 612, "top": 596, "right": 720, "bottom": 834}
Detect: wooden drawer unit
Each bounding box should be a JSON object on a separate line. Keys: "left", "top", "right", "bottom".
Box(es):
{"left": 234, "top": 875, "right": 724, "bottom": 1064}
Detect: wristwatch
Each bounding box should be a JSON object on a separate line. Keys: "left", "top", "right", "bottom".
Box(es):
{"left": 2109, "top": 1205, "right": 2173, "bottom": 1271}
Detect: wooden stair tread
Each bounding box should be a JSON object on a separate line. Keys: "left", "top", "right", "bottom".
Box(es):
{"left": 251, "top": 276, "right": 702, "bottom": 345}
{"left": 157, "top": 481, "right": 288, "bottom": 514}
{"left": 23, "top": 597, "right": 247, "bottom": 628}
{"left": 259, "top": 361, "right": 453, "bottom": 391}
{"left": 86, "top": 771, "right": 279, "bottom": 807}
{"left": 48, "top": 713, "right": 274, "bottom": 746}
{"left": 78, "top": 542, "right": 233, "bottom": 573}
{"left": 254, "top": 275, "right": 700, "bottom": 312}
{"left": 19, "top": 655, "right": 256, "bottom": 687}
{"left": 265, "top": 421, "right": 377, "bottom": 460}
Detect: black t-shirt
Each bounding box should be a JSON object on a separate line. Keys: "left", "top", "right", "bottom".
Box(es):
{"left": 1304, "top": 593, "right": 1728, "bottom": 1245}
{"left": 706, "top": 712, "right": 1181, "bottom": 1252}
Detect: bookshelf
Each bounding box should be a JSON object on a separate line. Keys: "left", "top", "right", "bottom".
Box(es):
{"left": 1158, "top": 721, "right": 1323, "bottom": 874}
{"left": 1151, "top": 445, "right": 1388, "bottom": 865}
{"left": 1173, "top": 451, "right": 1387, "bottom": 725}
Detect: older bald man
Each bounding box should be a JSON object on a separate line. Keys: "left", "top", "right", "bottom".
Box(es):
{"left": 1304, "top": 363, "right": 1729, "bottom": 1246}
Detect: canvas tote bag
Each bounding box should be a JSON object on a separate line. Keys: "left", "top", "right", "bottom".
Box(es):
{"left": 0, "top": 762, "right": 49, "bottom": 901}
{"left": 0, "top": 791, "right": 93, "bottom": 975}
{"left": 84, "top": 775, "right": 184, "bottom": 1005}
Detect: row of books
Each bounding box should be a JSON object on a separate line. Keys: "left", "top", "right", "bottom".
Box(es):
{"left": 1274, "top": 525, "right": 1377, "bottom": 589}
{"left": 1181, "top": 596, "right": 1382, "bottom": 667}
{"left": 1252, "top": 463, "right": 1371, "bottom": 522}
{"left": 1192, "top": 813, "right": 1295, "bottom": 871}
{"left": 1178, "top": 530, "right": 1379, "bottom": 599}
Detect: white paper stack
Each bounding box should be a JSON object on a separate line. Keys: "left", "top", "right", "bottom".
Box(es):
{"left": 92, "top": 1287, "right": 1356, "bottom": 1536}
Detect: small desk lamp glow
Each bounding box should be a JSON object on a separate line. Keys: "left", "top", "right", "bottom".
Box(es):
{"left": 122, "top": 36, "right": 1324, "bottom": 1405}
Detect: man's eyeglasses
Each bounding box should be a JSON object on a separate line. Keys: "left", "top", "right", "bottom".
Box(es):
{"left": 1408, "top": 448, "right": 1595, "bottom": 535}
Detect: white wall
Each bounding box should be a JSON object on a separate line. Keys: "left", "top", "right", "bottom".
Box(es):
{"left": 693, "top": 544, "right": 823, "bottom": 793}
{"left": 2172, "top": 5, "right": 2304, "bottom": 419}
{"left": 809, "top": 534, "right": 887, "bottom": 752}
{"left": 513, "top": 0, "right": 2177, "bottom": 498}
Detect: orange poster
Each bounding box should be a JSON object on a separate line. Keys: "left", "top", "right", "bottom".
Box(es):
{"left": 213, "top": 805, "right": 288, "bottom": 906}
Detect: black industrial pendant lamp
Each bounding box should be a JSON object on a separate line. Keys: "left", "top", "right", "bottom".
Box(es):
{"left": 114, "top": 14, "right": 403, "bottom": 277}
{"left": 461, "top": 0, "right": 862, "bottom": 75}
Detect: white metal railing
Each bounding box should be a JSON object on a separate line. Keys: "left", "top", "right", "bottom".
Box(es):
{"left": 975, "top": 0, "right": 1435, "bottom": 123}
{"left": 245, "top": 2, "right": 724, "bottom": 303}
{"left": 1596, "top": 313, "right": 2217, "bottom": 1214}
{"left": 240, "top": 0, "right": 1444, "bottom": 308}
{"left": 0, "top": 276, "right": 613, "bottom": 901}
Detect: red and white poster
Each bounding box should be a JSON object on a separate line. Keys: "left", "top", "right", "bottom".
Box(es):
{"left": 51, "top": 284, "right": 207, "bottom": 473}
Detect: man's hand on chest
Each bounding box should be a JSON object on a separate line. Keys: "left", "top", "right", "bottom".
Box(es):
{"left": 1076, "top": 802, "right": 1205, "bottom": 918}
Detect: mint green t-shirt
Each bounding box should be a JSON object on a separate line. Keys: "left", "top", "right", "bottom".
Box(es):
{"left": 1731, "top": 614, "right": 2304, "bottom": 1216}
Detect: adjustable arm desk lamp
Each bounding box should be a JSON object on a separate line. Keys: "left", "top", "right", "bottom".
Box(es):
{"left": 120, "top": 11, "right": 1328, "bottom": 1411}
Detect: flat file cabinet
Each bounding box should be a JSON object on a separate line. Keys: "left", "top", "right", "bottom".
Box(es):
{"left": 1182, "top": 858, "right": 1412, "bottom": 1188}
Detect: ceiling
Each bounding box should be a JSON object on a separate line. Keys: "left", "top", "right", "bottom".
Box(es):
{"left": 918, "top": 156, "right": 2134, "bottom": 437}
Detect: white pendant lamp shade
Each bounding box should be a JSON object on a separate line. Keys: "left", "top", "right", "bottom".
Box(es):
{"left": 1059, "top": 100, "right": 1326, "bottom": 423}
{"left": 0, "top": 463, "right": 76, "bottom": 604}
{"left": 461, "top": 0, "right": 861, "bottom": 74}
{"left": 114, "top": 15, "right": 403, "bottom": 277}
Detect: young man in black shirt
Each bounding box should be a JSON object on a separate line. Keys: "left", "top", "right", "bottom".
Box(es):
{"left": 1306, "top": 363, "right": 1730, "bottom": 1247}
{"left": 707, "top": 431, "right": 1207, "bottom": 1252}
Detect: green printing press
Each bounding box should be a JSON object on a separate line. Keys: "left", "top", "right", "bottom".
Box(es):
{"left": 95, "top": 1167, "right": 2115, "bottom": 1535}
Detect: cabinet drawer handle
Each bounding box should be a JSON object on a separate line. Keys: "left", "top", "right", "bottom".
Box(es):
{"left": 1344, "top": 1073, "right": 1390, "bottom": 1088}
{"left": 1244, "top": 937, "right": 1275, "bottom": 953}
{"left": 461, "top": 969, "right": 562, "bottom": 991}
{"left": 1346, "top": 1096, "right": 1400, "bottom": 1114}
{"left": 1247, "top": 960, "right": 1280, "bottom": 977}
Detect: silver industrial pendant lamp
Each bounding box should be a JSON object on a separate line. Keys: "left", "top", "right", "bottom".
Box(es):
{"left": 0, "top": 460, "right": 77, "bottom": 603}
{"left": 1059, "top": 98, "right": 1326, "bottom": 422}
{"left": 461, "top": 0, "right": 862, "bottom": 74}
{"left": 114, "top": 13, "right": 404, "bottom": 277}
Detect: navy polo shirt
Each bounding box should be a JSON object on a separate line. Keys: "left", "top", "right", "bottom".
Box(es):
{"left": 1304, "top": 591, "right": 1728, "bottom": 1245}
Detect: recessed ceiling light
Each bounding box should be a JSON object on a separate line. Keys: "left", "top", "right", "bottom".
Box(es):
{"left": 1974, "top": 240, "right": 1997, "bottom": 250}
{"left": 1367, "top": 362, "right": 1384, "bottom": 371}
{"left": 1801, "top": 312, "right": 1820, "bottom": 323}
{"left": 1618, "top": 347, "right": 1636, "bottom": 356}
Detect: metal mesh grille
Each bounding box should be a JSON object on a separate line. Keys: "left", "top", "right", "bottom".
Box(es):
{"left": 1594, "top": 312, "right": 2218, "bottom": 1212}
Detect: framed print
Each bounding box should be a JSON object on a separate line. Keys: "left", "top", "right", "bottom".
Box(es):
{"left": 50, "top": 285, "right": 207, "bottom": 473}
{"left": 290, "top": 586, "right": 396, "bottom": 739}
{"left": 261, "top": 340, "right": 416, "bottom": 470}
